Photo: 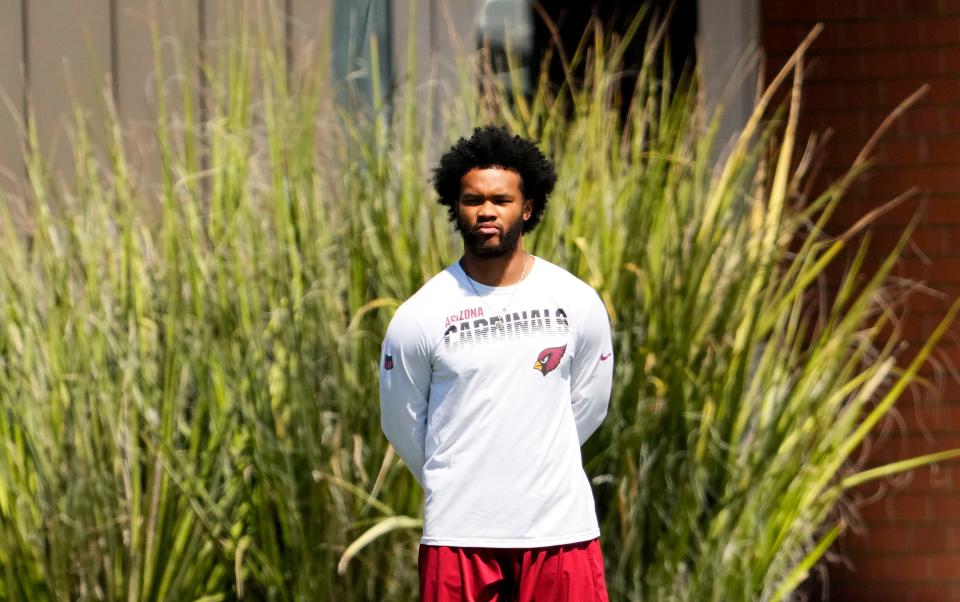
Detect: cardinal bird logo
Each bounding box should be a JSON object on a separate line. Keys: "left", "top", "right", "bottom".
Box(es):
{"left": 384, "top": 354, "right": 394, "bottom": 370}
{"left": 533, "top": 345, "right": 567, "bottom": 376}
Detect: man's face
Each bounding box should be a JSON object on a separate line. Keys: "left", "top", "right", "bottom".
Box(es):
{"left": 456, "top": 167, "right": 533, "bottom": 257}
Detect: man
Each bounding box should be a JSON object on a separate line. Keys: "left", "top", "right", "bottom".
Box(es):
{"left": 380, "top": 126, "right": 614, "bottom": 601}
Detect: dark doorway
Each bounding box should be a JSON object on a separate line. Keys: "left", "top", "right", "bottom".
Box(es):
{"left": 532, "top": 0, "right": 698, "bottom": 103}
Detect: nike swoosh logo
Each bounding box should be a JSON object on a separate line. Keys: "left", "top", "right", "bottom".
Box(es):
{"left": 600, "top": 353, "right": 612, "bottom": 361}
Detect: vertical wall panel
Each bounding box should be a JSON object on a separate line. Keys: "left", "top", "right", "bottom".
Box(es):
{"left": 698, "top": 0, "right": 760, "bottom": 153}
{"left": 28, "top": 0, "right": 112, "bottom": 179}
{"left": 116, "top": 0, "right": 200, "bottom": 189}
{"left": 290, "top": 0, "right": 335, "bottom": 167}
{"left": 289, "top": 0, "right": 332, "bottom": 74}
{"left": 391, "top": 0, "right": 431, "bottom": 88}
{"left": 0, "top": 1, "right": 24, "bottom": 188}
{"left": 433, "top": 0, "right": 480, "bottom": 141}
{"left": 432, "top": 0, "right": 477, "bottom": 85}
{"left": 201, "top": 0, "right": 274, "bottom": 121}
{"left": 331, "top": 0, "right": 392, "bottom": 110}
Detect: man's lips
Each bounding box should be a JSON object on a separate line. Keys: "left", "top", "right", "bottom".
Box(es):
{"left": 474, "top": 224, "right": 501, "bottom": 235}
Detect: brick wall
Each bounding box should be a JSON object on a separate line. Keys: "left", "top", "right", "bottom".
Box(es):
{"left": 761, "top": 2, "right": 960, "bottom": 600}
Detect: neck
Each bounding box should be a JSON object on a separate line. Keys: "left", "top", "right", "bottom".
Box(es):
{"left": 460, "top": 244, "right": 530, "bottom": 287}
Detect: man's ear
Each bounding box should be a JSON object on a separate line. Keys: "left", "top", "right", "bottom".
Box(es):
{"left": 523, "top": 199, "right": 533, "bottom": 221}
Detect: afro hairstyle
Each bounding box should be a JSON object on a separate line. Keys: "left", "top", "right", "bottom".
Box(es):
{"left": 432, "top": 126, "right": 557, "bottom": 233}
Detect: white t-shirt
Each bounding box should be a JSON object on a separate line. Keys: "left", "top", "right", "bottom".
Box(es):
{"left": 379, "top": 256, "right": 614, "bottom": 548}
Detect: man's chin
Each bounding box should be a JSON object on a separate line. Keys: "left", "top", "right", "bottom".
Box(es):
{"left": 469, "top": 240, "right": 511, "bottom": 257}
{"left": 458, "top": 221, "right": 522, "bottom": 258}
{"left": 475, "top": 248, "right": 509, "bottom": 258}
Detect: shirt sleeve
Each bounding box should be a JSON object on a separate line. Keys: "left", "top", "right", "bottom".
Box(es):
{"left": 570, "top": 291, "right": 614, "bottom": 445}
{"left": 379, "top": 305, "right": 432, "bottom": 486}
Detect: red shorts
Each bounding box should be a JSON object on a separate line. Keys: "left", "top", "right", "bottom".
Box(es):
{"left": 418, "top": 538, "right": 609, "bottom": 602}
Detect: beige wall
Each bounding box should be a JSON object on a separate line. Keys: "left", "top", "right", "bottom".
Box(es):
{"left": 29, "top": 0, "right": 112, "bottom": 178}
{"left": 0, "top": 1, "right": 23, "bottom": 190}
{"left": 0, "top": 0, "right": 334, "bottom": 186}
{"left": 391, "top": 0, "right": 482, "bottom": 148}
{"left": 697, "top": 0, "right": 761, "bottom": 155}
{"left": 116, "top": 0, "right": 199, "bottom": 185}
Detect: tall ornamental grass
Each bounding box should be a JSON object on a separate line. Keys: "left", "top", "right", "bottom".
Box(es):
{"left": 0, "top": 6, "right": 957, "bottom": 601}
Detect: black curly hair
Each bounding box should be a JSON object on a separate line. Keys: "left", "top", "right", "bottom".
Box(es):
{"left": 432, "top": 126, "right": 557, "bottom": 233}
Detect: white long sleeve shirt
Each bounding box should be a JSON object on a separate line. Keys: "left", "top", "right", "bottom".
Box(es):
{"left": 379, "top": 256, "right": 614, "bottom": 548}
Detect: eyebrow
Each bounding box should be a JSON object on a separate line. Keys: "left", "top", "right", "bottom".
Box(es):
{"left": 460, "top": 192, "right": 513, "bottom": 198}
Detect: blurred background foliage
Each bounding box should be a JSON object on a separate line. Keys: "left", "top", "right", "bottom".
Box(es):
{"left": 0, "top": 3, "right": 957, "bottom": 601}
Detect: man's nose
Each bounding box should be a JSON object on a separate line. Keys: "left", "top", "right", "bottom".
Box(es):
{"left": 477, "top": 200, "right": 496, "bottom": 219}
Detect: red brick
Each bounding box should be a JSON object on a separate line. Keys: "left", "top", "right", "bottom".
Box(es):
{"left": 809, "top": 110, "right": 867, "bottom": 138}
{"left": 899, "top": 167, "right": 941, "bottom": 193}
{"left": 872, "top": 433, "right": 960, "bottom": 462}
{"left": 863, "top": 0, "right": 909, "bottom": 18}
{"left": 764, "top": 0, "right": 822, "bottom": 22}
{"left": 898, "top": 106, "right": 942, "bottom": 136}
{"left": 905, "top": 466, "right": 955, "bottom": 493}
{"left": 843, "top": 21, "right": 887, "bottom": 49}
{"left": 858, "top": 169, "right": 901, "bottom": 198}
{"left": 886, "top": 19, "right": 925, "bottom": 46}
{"left": 830, "top": 583, "right": 948, "bottom": 602}
{"left": 925, "top": 198, "right": 960, "bottom": 224}
{"left": 762, "top": 3, "right": 960, "bottom": 594}
{"left": 901, "top": 48, "right": 945, "bottom": 77}
{"left": 873, "top": 224, "right": 946, "bottom": 254}
{"left": 902, "top": 0, "right": 943, "bottom": 13}
{"left": 938, "top": 169, "right": 960, "bottom": 193}
{"left": 886, "top": 554, "right": 930, "bottom": 581}
{"left": 926, "top": 344, "right": 960, "bottom": 372}
{"left": 871, "top": 460, "right": 954, "bottom": 492}
{"left": 816, "top": 0, "right": 864, "bottom": 19}
{"left": 914, "top": 525, "right": 954, "bottom": 552}
{"left": 863, "top": 51, "right": 906, "bottom": 79}
{"left": 809, "top": 53, "right": 865, "bottom": 81}
{"left": 805, "top": 80, "right": 843, "bottom": 109}
{"left": 942, "top": 106, "right": 960, "bottom": 133}
{"left": 832, "top": 196, "right": 927, "bottom": 229}
{"left": 906, "top": 584, "right": 959, "bottom": 602}
{"left": 813, "top": 24, "right": 845, "bottom": 51}
{"left": 901, "top": 404, "right": 960, "bottom": 432}
{"left": 858, "top": 167, "right": 934, "bottom": 197}
{"left": 905, "top": 281, "right": 960, "bottom": 309}
{"left": 931, "top": 495, "right": 960, "bottom": 519}
{"left": 923, "top": 17, "right": 960, "bottom": 43}
{"left": 888, "top": 256, "right": 937, "bottom": 280}
{"left": 861, "top": 494, "right": 931, "bottom": 521}
{"left": 815, "top": 141, "right": 863, "bottom": 170}
{"left": 903, "top": 256, "right": 960, "bottom": 280}
{"left": 884, "top": 77, "right": 960, "bottom": 105}
{"left": 939, "top": 380, "right": 960, "bottom": 403}
{"left": 947, "top": 523, "right": 960, "bottom": 551}
{"left": 941, "top": 47, "right": 960, "bottom": 76}
{"left": 908, "top": 224, "right": 948, "bottom": 252}
{"left": 845, "top": 79, "right": 890, "bottom": 110}
{"left": 875, "top": 318, "right": 930, "bottom": 349}
{"left": 924, "top": 138, "right": 960, "bottom": 162}
{"left": 930, "top": 554, "right": 960, "bottom": 579}
{"left": 763, "top": 23, "right": 809, "bottom": 53}
{"left": 848, "top": 556, "right": 898, "bottom": 581}
{"left": 875, "top": 139, "right": 929, "bottom": 165}
{"left": 942, "top": 230, "right": 960, "bottom": 252}
{"left": 847, "top": 524, "right": 916, "bottom": 552}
